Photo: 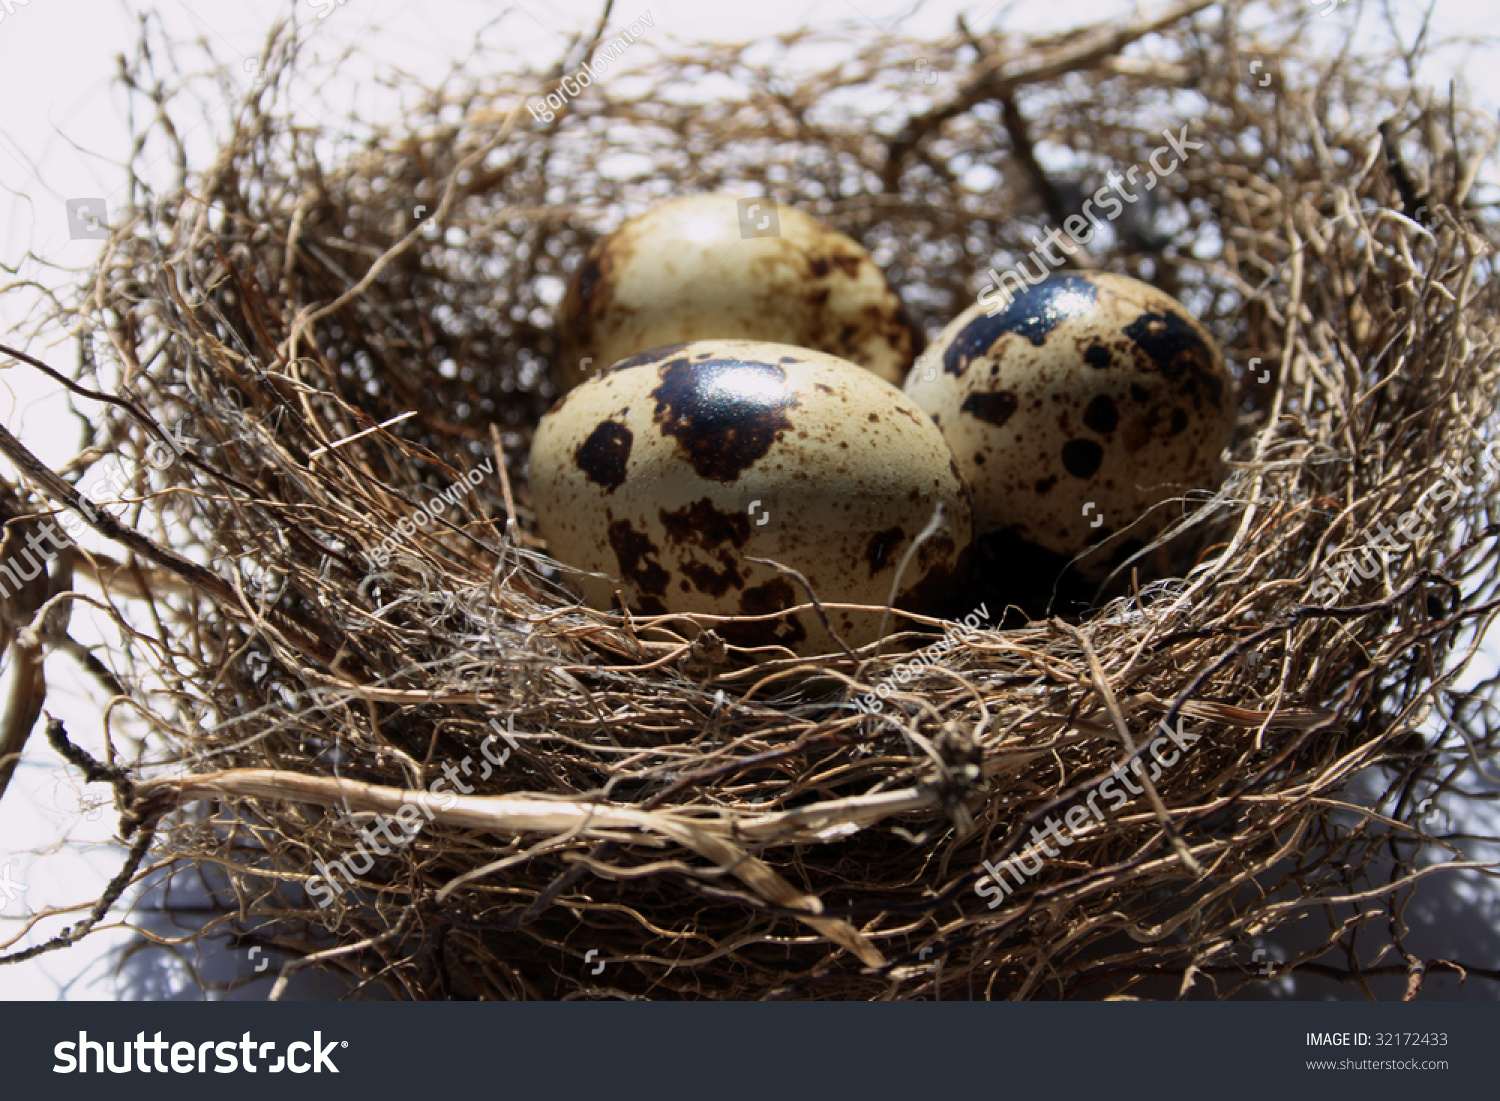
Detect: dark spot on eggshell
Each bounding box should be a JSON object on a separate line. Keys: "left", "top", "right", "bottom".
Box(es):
{"left": 808, "top": 256, "right": 831, "bottom": 279}
{"left": 830, "top": 252, "right": 864, "bottom": 278}
{"left": 960, "top": 390, "right": 1019, "bottom": 427}
{"left": 1122, "top": 410, "right": 1154, "bottom": 452}
{"left": 607, "top": 518, "right": 671, "bottom": 609}
{"left": 657, "top": 501, "right": 750, "bottom": 600}
{"left": 557, "top": 246, "right": 618, "bottom": 372}
{"left": 1061, "top": 439, "right": 1104, "bottom": 478}
{"left": 895, "top": 532, "right": 969, "bottom": 616}
{"left": 814, "top": 383, "right": 834, "bottom": 394}
{"left": 1035, "top": 475, "right": 1056, "bottom": 494}
{"left": 650, "top": 357, "right": 798, "bottom": 482}
{"left": 737, "top": 577, "right": 797, "bottom": 617}
{"left": 1122, "top": 310, "right": 1224, "bottom": 408}
{"left": 608, "top": 342, "right": 691, "bottom": 372}
{"left": 679, "top": 556, "right": 744, "bottom": 598}
{"left": 574, "top": 420, "right": 632, "bottom": 491}
{"left": 943, "top": 273, "right": 1099, "bottom": 376}
{"left": 1130, "top": 383, "right": 1150, "bottom": 403}
{"left": 657, "top": 499, "right": 750, "bottom": 602}
{"left": 1084, "top": 344, "right": 1112, "bottom": 369}
{"left": 1169, "top": 409, "right": 1189, "bottom": 436}
{"left": 865, "top": 525, "right": 905, "bottom": 576}
{"left": 1082, "top": 395, "right": 1118, "bottom": 435}
{"left": 660, "top": 497, "right": 752, "bottom": 549}
{"left": 575, "top": 250, "right": 607, "bottom": 305}
{"left": 720, "top": 577, "right": 808, "bottom": 649}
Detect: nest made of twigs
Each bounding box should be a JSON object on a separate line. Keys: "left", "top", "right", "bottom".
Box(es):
{"left": 4, "top": 0, "right": 1499, "bottom": 999}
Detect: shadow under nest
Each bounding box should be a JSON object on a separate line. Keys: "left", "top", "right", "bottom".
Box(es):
{"left": 6, "top": 0, "right": 1500, "bottom": 999}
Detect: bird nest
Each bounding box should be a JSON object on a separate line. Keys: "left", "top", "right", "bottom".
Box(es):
{"left": 3, "top": 0, "right": 1499, "bottom": 999}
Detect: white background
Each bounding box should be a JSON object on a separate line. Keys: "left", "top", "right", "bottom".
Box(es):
{"left": 0, "top": 0, "right": 1497, "bottom": 999}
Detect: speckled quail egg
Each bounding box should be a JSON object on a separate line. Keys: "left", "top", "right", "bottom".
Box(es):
{"left": 553, "top": 194, "right": 923, "bottom": 394}
{"left": 530, "top": 339, "right": 972, "bottom": 656}
{"left": 904, "top": 271, "right": 1235, "bottom": 604}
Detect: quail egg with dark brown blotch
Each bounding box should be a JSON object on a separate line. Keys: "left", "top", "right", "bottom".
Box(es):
{"left": 553, "top": 193, "right": 924, "bottom": 394}
{"left": 530, "top": 339, "right": 972, "bottom": 656}
{"left": 904, "top": 271, "right": 1235, "bottom": 605}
